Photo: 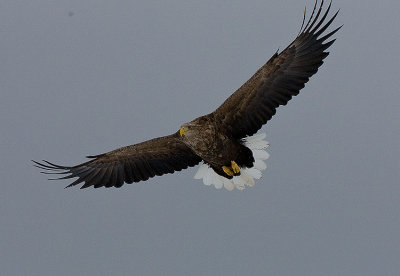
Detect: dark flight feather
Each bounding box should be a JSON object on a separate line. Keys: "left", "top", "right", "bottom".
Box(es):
{"left": 33, "top": 132, "right": 201, "bottom": 188}
{"left": 213, "top": 0, "right": 341, "bottom": 139}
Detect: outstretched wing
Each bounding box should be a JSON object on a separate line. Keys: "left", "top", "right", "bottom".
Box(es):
{"left": 213, "top": 0, "right": 341, "bottom": 139}
{"left": 33, "top": 132, "right": 201, "bottom": 189}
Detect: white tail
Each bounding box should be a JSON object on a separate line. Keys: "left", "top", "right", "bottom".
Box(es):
{"left": 194, "top": 133, "right": 270, "bottom": 190}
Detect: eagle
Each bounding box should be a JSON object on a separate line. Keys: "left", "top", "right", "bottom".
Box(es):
{"left": 33, "top": 1, "right": 341, "bottom": 191}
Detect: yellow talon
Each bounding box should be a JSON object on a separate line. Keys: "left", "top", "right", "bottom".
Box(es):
{"left": 222, "top": 166, "right": 234, "bottom": 176}
{"left": 231, "top": 161, "right": 240, "bottom": 174}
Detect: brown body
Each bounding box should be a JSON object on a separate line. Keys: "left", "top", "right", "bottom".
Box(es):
{"left": 180, "top": 115, "right": 254, "bottom": 178}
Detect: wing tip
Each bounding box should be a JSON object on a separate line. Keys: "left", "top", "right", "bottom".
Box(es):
{"left": 298, "top": 0, "right": 340, "bottom": 38}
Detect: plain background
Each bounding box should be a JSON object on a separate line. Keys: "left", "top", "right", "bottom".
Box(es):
{"left": 1, "top": 0, "right": 399, "bottom": 275}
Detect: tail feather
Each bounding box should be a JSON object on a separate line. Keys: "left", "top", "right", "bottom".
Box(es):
{"left": 193, "top": 133, "right": 270, "bottom": 190}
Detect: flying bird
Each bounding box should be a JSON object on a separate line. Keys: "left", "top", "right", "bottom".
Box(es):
{"left": 33, "top": 1, "right": 341, "bottom": 190}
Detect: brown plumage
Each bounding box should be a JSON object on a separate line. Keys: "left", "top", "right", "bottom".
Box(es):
{"left": 33, "top": 0, "right": 341, "bottom": 189}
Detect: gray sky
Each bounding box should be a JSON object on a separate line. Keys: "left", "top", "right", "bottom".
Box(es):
{"left": 1, "top": 0, "right": 400, "bottom": 275}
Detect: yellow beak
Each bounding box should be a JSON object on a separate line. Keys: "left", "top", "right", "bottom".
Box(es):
{"left": 179, "top": 126, "right": 188, "bottom": 136}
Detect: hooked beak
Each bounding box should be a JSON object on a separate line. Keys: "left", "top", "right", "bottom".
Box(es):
{"left": 179, "top": 126, "right": 188, "bottom": 137}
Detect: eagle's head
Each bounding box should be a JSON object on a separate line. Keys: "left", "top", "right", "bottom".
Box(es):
{"left": 179, "top": 125, "right": 189, "bottom": 137}
{"left": 179, "top": 117, "right": 206, "bottom": 138}
{"left": 179, "top": 123, "right": 196, "bottom": 138}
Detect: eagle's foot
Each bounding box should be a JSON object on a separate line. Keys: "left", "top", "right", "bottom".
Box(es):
{"left": 231, "top": 161, "right": 240, "bottom": 174}
{"left": 222, "top": 166, "right": 234, "bottom": 176}
{"left": 222, "top": 161, "right": 240, "bottom": 176}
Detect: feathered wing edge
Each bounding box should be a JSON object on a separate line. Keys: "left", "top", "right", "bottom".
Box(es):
{"left": 194, "top": 133, "right": 270, "bottom": 191}
{"left": 212, "top": 0, "right": 341, "bottom": 139}
{"left": 32, "top": 133, "right": 202, "bottom": 189}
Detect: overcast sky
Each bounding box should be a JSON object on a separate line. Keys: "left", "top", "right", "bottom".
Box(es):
{"left": 1, "top": 0, "right": 399, "bottom": 275}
